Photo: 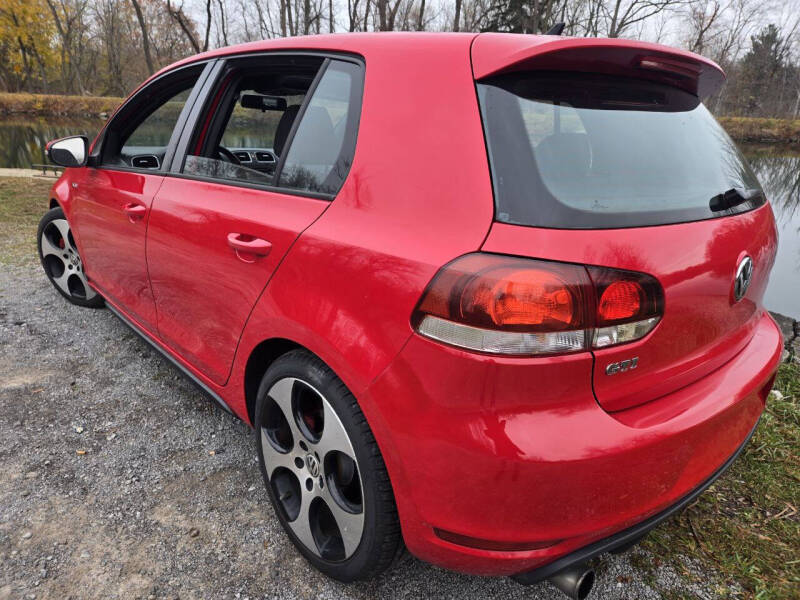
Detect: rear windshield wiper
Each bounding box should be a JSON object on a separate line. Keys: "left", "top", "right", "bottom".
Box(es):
{"left": 709, "top": 187, "right": 762, "bottom": 212}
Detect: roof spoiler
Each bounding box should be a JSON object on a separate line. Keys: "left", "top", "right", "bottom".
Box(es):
{"left": 471, "top": 34, "right": 725, "bottom": 99}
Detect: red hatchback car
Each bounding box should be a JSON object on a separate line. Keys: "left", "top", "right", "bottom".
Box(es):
{"left": 40, "top": 33, "right": 781, "bottom": 599}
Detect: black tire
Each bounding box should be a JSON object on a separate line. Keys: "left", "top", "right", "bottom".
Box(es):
{"left": 37, "top": 207, "right": 104, "bottom": 308}
{"left": 254, "top": 349, "right": 403, "bottom": 582}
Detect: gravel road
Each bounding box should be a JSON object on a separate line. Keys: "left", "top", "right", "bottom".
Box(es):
{"left": 0, "top": 262, "right": 731, "bottom": 600}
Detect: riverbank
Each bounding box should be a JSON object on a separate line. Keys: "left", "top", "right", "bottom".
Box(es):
{"left": 718, "top": 116, "right": 800, "bottom": 145}
{"left": 0, "top": 93, "right": 122, "bottom": 118}
{"left": 2, "top": 92, "right": 800, "bottom": 145}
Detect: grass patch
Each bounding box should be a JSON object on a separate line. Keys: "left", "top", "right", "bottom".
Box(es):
{"left": 0, "top": 177, "right": 53, "bottom": 265}
{"left": 718, "top": 116, "right": 800, "bottom": 145}
{"left": 0, "top": 92, "right": 123, "bottom": 118}
{"left": 643, "top": 361, "right": 800, "bottom": 599}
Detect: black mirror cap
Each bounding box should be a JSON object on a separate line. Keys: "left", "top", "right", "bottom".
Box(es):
{"left": 46, "top": 135, "right": 89, "bottom": 168}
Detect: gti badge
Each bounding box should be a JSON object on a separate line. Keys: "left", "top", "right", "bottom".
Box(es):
{"left": 733, "top": 255, "right": 753, "bottom": 302}
{"left": 605, "top": 357, "right": 638, "bottom": 375}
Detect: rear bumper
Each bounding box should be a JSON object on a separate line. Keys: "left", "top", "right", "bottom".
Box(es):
{"left": 364, "top": 311, "right": 782, "bottom": 576}
{"left": 513, "top": 416, "right": 759, "bottom": 583}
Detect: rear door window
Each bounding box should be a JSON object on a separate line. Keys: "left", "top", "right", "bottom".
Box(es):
{"left": 477, "top": 73, "right": 763, "bottom": 229}
{"left": 278, "top": 60, "right": 362, "bottom": 194}
{"left": 182, "top": 57, "right": 362, "bottom": 197}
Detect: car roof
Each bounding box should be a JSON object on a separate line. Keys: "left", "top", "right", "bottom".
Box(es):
{"left": 142, "top": 32, "right": 724, "bottom": 100}
{"left": 156, "top": 32, "right": 479, "bottom": 77}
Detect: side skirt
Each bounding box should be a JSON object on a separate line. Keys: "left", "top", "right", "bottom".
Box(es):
{"left": 105, "top": 302, "right": 235, "bottom": 416}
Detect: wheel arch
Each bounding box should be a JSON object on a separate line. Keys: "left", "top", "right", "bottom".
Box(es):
{"left": 243, "top": 337, "right": 303, "bottom": 425}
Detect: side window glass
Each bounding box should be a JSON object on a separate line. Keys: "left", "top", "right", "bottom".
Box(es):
{"left": 182, "top": 57, "right": 323, "bottom": 187}
{"left": 278, "top": 61, "right": 362, "bottom": 195}
{"left": 102, "top": 68, "right": 202, "bottom": 170}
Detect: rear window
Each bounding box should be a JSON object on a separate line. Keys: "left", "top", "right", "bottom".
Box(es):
{"left": 477, "top": 73, "right": 764, "bottom": 229}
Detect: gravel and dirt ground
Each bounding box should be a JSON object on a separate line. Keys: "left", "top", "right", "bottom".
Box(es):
{"left": 0, "top": 262, "right": 722, "bottom": 600}
{"left": 1, "top": 176, "right": 797, "bottom": 599}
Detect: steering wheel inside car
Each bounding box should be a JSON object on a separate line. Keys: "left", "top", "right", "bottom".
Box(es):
{"left": 216, "top": 146, "right": 241, "bottom": 165}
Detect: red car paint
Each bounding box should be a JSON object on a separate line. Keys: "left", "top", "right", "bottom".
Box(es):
{"left": 49, "top": 33, "right": 782, "bottom": 577}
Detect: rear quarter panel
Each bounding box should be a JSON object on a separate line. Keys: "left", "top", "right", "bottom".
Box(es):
{"left": 225, "top": 37, "right": 495, "bottom": 519}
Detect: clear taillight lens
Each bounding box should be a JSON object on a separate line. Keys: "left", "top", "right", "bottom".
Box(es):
{"left": 412, "top": 254, "right": 662, "bottom": 356}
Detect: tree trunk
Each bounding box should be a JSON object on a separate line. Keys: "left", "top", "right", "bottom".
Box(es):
{"left": 130, "top": 0, "right": 155, "bottom": 75}
{"left": 166, "top": 1, "right": 202, "bottom": 53}
{"left": 453, "top": 0, "right": 462, "bottom": 31}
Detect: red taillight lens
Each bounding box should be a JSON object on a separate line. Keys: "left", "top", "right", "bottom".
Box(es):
{"left": 413, "top": 254, "right": 663, "bottom": 356}
{"left": 597, "top": 281, "right": 642, "bottom": 322}
{"left": 439, "top": 256, "right": 591, "bottom": 331}
{"left": 472, "top": 269, "right": 575, "bottom": 327}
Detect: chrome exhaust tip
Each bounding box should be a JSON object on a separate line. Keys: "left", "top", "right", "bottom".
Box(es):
{"left": 547, "top": 563, "right": 595, "bottom": 600}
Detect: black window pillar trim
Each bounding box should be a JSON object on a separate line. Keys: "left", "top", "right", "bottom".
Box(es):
{"left": 169, "top": 59, "right": 227, "bottom": 174}
{"left": 161, "top": 60, "right": 219, "bottom": 172}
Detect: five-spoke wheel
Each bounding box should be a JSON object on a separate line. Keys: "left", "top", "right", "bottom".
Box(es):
{"left": 261, "top": 376, "right": 365, "bottom": 561}
{"left": 37, "top": 207, "right": 103, "bottom": 307}
{"left": 255, "top": 350, "right": 402, "bottom": 581}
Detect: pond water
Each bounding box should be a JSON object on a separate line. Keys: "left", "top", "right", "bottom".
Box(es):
{"left": 0, "top": 117, "right": 798, "bottom": 318}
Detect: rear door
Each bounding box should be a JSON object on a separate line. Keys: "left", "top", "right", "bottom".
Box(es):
{"left": 474, "top": 37, "right": 778, "bottom": 412}
{"left": 146, "top": 55, "right": 364, "bottom": 385}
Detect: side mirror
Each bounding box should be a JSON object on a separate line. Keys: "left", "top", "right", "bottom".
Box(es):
{"left": 46, "top": 136, "right": 89, "bottom": 168}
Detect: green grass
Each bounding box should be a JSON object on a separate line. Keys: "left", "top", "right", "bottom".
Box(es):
{"left": 0, "top": 177, "right": 53, "bottom": 265}
{"left": 642, "top": 361, "right": 800, "bottom": 599}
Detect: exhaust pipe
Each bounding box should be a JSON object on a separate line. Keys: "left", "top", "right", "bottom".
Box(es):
{"left": 547, "top": 563, "right": 595, "bottom": 600}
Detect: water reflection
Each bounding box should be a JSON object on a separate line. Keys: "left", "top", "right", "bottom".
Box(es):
{"left": 743, "top": 145, "right": 800, "bottom": 319}
{"left": 0, "top": 118, "right": 101, "bottom": 169}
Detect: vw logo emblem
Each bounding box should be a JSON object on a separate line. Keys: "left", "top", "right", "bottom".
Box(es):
{"left": 733, "top": 256, "right": 753, "bottom": 302}
{"left": 305, "top": 453, "right": 320, "bottom": 478}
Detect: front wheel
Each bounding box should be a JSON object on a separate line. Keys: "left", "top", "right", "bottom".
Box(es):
{"left": 37, "top": 207, "right": 103, "bottom": 308}
{"left": 255, "top": 350, "right": 402, "bottom": 581}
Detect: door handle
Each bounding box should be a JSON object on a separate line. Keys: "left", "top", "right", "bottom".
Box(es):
{"left": 123, "top": 203, "right": 147, "bottom": 221}
{"left": 227, "top": 233, "right": 272, "bottom": 257}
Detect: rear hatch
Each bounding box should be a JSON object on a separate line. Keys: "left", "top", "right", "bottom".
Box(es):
{"left": 473, "top": 34, "right": 778, "bottom": 412}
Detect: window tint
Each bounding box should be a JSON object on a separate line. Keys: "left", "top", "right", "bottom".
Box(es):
{"left": 478, "top": 73, "right": 763, "bottom": 229}
{"left": 278, "top": 60, "right": 362, "bottom": 195}
{"left": 101, "top": 67, "right": 202, "bottom": 170}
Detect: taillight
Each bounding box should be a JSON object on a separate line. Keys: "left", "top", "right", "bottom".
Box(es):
{"left": 588, "top": 266, "right": 663, "bottom": 348}
{"left": 412, "top": 253, "right": 662, "bottom": 356}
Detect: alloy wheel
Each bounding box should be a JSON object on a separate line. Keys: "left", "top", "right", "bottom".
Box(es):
{"left": 39, "top": 218, "right": 96, "bottom": 301}
{"left": 260, "top": 377, "right": 365, "bottom": 561}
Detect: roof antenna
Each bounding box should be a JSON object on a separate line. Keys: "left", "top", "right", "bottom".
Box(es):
{"left": 545, "top": 22, "right": 565, "bottom": 35}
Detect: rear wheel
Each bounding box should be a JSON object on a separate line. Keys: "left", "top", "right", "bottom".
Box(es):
{"left": 37, "top": 207, "right": 103, "bottom": 308}
{"left": 255, "top": 350, "right": 402, "bottom": 581}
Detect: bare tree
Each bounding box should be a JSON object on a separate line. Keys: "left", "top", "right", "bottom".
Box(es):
{"left": 130, "top": 0, "right": 154, "bottom": 74}
{"left": 166, "top": 0, "right": 212, "bottom": 53}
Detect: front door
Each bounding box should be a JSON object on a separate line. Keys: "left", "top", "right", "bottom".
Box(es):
{"left": 147, "top": 56, "right": 363, "bottom": 385}
{"left": 71, "top": 63, "right": 208, "bottom": 332}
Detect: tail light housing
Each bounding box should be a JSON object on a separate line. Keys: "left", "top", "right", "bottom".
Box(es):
{"left": 412, "top": 254, "right": 663, "bottom": 356}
